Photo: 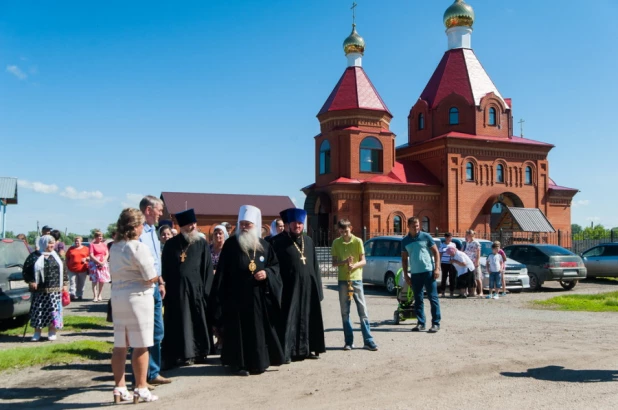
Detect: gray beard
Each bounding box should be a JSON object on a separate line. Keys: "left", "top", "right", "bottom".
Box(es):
{"left": 182, "top": 230, "right": 201, "bottom": 244}
{"left": 238, "top": 230, "right": 264, "bottom": 254}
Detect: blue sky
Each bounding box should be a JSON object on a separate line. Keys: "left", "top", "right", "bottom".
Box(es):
{"left": 1, "top": 0, "right": 616, "bottom": 235}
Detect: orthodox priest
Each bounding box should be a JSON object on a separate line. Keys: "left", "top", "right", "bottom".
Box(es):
{"left": 211, "top": 205, "right": 285, "bottom": 376}
{"left": 161, "top": 209, "right": 214, "bottom": 368}
{"left": 272, "top": 208, "right": 325, "bottom": 362}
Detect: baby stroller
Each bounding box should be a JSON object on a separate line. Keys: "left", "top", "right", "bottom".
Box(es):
{"left": 393, "top": 268, "right": 416, "bottom": 325}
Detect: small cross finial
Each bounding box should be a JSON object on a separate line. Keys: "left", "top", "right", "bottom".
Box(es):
{"left": 518, "top": 118, "right": 525, "bottom": 137}
{"left": 351, "top": 2, "right": 358, "bottom": 26}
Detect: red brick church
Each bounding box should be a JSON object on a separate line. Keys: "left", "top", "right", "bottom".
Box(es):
{"left": 302, "top": 0, "right": 577, "bottom": 242}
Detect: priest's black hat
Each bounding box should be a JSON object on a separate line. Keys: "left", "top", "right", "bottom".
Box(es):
{"left": 279, "top": 210, "right": 289, "bottom": 224}
{"left": 175, "top": 209, "right": 197, "bottom": 227}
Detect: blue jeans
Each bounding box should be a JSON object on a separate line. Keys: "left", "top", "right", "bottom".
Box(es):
{"left": 148, "top": 285, "right": 164, "bottom": 380}
{"left": 338, "top": 281, "right": 374, "bottom": 346}
{"left": 410, "top": 272, "right": 441, "bottom": 327}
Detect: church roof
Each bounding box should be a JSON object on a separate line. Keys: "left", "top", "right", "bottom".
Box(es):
{"left": 318, "top": 66, "right": 391, "bottom": 116}
{"left": 161, "top": 192, "right": 295, "bottom": 217}
{"left": 398, "top": 132, "right": 554, "bottom": 149}
{"left": 420, "top": 48, "right": 507, "bottom": 109}
{"left": 324, "top": 161, "right": 440, "bottom": 187}
{"left": 548, "top": 178, "right": 578, "bottom": 192}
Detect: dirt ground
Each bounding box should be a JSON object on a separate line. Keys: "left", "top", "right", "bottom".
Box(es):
{"left": 1, "top": 278, "right": 617, "bottom": 409}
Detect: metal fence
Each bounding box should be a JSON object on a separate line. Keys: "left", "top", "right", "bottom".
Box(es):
{"left": 308, "top": 229, "right": 618, "bottom": 278}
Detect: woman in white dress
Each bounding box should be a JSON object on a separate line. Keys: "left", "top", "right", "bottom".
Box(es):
{"left": 109, "top": 208, "right": 159, "bottom": 404}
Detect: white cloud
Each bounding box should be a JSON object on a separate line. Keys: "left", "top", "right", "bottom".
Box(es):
{"left": 291, "top": 197, "right": 298, "bottom": 205}
{"left": 6, "top": 65, "right": 27, "bottom": 80}
{"left": 572, "top": 199, "right": 590, "bottom": 208}
{"left": 121, "top": 193, "right": 144, "bottom": 208}
{"left": 60, "top": 186, "right": 105, "bottom": 200}
{"left": 585, "top": 216, "right": 601, "bottom": 222}
{"left": 18, "top": 179, "right": 59, "bottom": 194}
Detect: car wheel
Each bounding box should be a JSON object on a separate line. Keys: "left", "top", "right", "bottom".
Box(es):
{"left": 560, "top": 280, "right": 577, "bottom": 290}
{"left": 529, "top": 273, "right": 541, "bottom": 291}
{"left": 385, "top": 273, "right": 396, "bottom": 295}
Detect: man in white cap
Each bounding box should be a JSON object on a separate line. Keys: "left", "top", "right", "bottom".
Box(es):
{"left": 211, "top": 205, "right": 285, "bottom": 376}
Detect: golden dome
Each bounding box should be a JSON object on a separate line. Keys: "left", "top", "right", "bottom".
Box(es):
{"left": 444, "top": 0, "right": 475, "bottom": 30}
{"left": 343, "top": 24, "right": 365, "bottom": 55}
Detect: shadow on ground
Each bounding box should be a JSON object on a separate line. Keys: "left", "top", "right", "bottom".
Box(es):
{"left": 0, "top": 385, "right": 112, "bottom": 409}
{"left": 501, "top": 365, "right": 618, "bottom": 383}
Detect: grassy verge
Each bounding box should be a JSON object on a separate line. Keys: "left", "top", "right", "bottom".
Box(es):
{"left": 534, "top": 291, "right": 618, "bottom": 312}
{"left": 0, "top": 315, "right": 111, "bottom": 337}
{"left": 0, "top": 340, "right": 112, "bottom": 372}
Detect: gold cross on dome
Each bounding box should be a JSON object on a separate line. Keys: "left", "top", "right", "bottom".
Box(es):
{"left": 351, "top": 2, "right": 357, "bottom": 25}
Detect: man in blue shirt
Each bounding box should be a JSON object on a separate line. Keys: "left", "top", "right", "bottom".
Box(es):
{"left": 401, "top": 216, "right": 442, "bottom": 333}
{"left": 138, "top": 195, "right": 171, "bottom": 386}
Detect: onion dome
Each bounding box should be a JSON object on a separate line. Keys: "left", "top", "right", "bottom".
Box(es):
{"left": 444, "top": 0, "right": 475, "bottom": 30}
{"left": 343, "top": 24, "right": 365, "bottom": 55}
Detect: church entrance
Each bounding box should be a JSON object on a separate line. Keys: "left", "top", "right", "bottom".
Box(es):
{"left": 303, "top": 192, "right": 332, "bottom": 246}
{"left": 490, "top": 192, "right": 524, "bottom": 231}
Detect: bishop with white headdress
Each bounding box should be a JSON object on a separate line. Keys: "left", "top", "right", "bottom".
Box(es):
{"left": 211, "top": 205, "right": 285, "bottom": 376}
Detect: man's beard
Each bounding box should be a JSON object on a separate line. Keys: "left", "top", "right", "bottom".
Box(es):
{"left": 237, "top": 228, "right": 264, "bottom": 254}
{"left": 182, "top": 230, "right": 201, "bottom": 244}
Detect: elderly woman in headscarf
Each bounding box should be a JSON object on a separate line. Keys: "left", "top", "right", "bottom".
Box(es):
{"left": 22, "top": 235, "right": 68, "bottom": 342}
{"left": 210, "top": 225, "right": 229, "bottom": 274}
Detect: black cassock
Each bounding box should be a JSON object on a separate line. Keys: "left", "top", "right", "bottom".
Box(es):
{"left": 272, "top": 233, "right": 325, "bottom": 361}
{"left": 161, "top": 235, "right": 214, "bottom": 364}
{"left": 211, "top": 236, "right": 285, "bottom": 372}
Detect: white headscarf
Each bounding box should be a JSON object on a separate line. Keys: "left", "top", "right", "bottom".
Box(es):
{"left": 237, "top": 205, "right": 262, "bottom": 239}
{"left": 214, "top": 224, "right": 229, "bottom": 240}
{"left": 270, "top": 219, "right": 279, "bottom": 236}
{"left": 34, "top": 235, "right": 64, "bottom": 287}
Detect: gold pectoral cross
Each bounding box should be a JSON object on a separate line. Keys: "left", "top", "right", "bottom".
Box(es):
{"left": 300, "top": 255, "right": 307, "bottom": 265}
{"left": 180, "top": 251, "right": 187, "bottom": 263}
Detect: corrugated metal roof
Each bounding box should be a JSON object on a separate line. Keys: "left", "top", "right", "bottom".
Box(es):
{"left": 506, "top": 207, "right": 555, "bottom": 233}
{"left": 161, "top": 192, "right": 295, "bottom": 217}
{"left": 0, "top": 177, "right": 18, "bottom": 204}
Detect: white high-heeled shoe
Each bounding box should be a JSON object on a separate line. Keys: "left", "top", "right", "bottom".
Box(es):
{"left": 48, "top": 331, "right": 57, "bottom": 341}
{"left": 113, "top": 387, "right": 133, "bottom": 404}
{"left": 31, "top": 331, "right": 41, "bottom": 342}
{"left": 133, "top": 387, "right": 159, "bottom": 403}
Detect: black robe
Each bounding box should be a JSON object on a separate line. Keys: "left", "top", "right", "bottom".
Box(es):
{"left": 272, "top": 233, "right": 325, "bottom": 361}
{"left": 161, "top": 235, "right": 214, "bottom": 364}
{"left": 211, "top": 236, "right": 284, "bottom": 372}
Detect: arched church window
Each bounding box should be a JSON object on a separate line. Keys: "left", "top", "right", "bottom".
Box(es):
{"left": 449, "top": 107, "right": 459, "bottom": 125}
{"left": 422, "top": 216, "right": 430, "bottom": 232}
{"left": 496, "top": 164, "right": 504, "bottom": 183}
{"left": 525, "top": 166, "right": 533, "bottom": 185}
{"left": 418, "top": 113, "right": 425, "bottom": 130}
{"left": 489, "top": 107, "right": 497, "bottom": 126}
{"left": 360, "top": 137, "right": 383, "bottom": 173}
{"left": 319, "top": 140, "right": 331, "bottom": 175}
{"left": 466, "top": 162, "right": 475, "bottom": 181}
{"left": 393, "top": 215, "right": 402, "bottom": 234}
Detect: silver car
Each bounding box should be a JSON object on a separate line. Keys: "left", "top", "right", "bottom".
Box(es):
{"left": 581, "top": 243, "right": 618, "bottom": 278}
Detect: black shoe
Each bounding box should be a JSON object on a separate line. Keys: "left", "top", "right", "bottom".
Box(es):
{"left": 183, "top": 358, "right": 195, "bottom": 366}
{"left": 195, "top": 356, "right": 208, "bottom": 365}
{"left": 237, "top": 369, "right": 250, "bottom": 376}
{"left": 457, "top": 294, "right": 467, "bottom": 299}
{"left": 428, "top": 325, "right": 440, "bottom": 333}
{"left": 307, "top": 353, "right": 320, "bottom": 360}
{"left": 411, "top": 324, "right": 426, "bottom": 332}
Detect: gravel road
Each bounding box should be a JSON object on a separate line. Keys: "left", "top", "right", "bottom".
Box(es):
{"left": 1, "top": 278, "right": 617, "bottom": 409}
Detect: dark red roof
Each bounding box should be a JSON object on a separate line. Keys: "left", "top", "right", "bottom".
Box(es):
{"left": 161, "top": 192, "right": 295, "bottom": 217}
{"left": 420, "top": 48, "right": 507, "bottom": 109}
{"left": 318, "top": 67, "right": 391, "bottom": 116}
{"left": 324, "top": 161, "right": 440, "bottom": 187}
{"left": 548, "top": 178, "right": 578, "bottom": 192}
{"left": 402, "top": 132, "right": 554, "bottom": 148}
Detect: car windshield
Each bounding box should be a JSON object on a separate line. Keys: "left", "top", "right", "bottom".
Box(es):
{"left": 0, "top": 241, "right": 30, "bottom": 268}
{"left": 479, "top": 242, "right": 493, "bottom": 257}
{"left": 539, "top": 245, "right": 573, "bottom": 256}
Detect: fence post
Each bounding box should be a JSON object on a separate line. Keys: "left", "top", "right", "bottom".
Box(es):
{"left": 363, "top": 226, "right": 367, "bottom": 242}
{"left": 435, "top": 227, "right": 439, "bottom": 237}
{"left": 558, "top": 229, "right": 562, "bottom": 247}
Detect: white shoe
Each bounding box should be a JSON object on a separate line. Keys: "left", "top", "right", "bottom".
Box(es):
{"left": 31, "top": 331, "right": 41, "bottom": 342}
{"left": 48, "top": 331, "right": 57, "bottom": 341}
{"left": 492, "top": 294, "right": 499, "bottom": 300}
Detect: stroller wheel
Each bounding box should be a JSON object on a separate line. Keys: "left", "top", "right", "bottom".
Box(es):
{"left": 393, "top": 310, "right": 400, "bottom": 325}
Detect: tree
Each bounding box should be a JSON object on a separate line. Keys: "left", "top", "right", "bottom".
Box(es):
{"left": 26, "top": 231, "right": 38, "bottom": 246}
{"left": 571, "top": 224, "right": 583, "bottom": 235}
{"left": 574, "top": 224, "right": 610, "bottom": 240}
{"left": 106, "top": 223, "right": 117, "bottom": 238}
{"left": 3, "top": 231, "right": 15, "bottom": 239}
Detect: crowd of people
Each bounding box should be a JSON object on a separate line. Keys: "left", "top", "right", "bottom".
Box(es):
{"left": 17, "top": 194, "right": 511, "bottom": 404}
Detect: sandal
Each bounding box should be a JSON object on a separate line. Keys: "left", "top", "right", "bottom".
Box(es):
{"left": 133, "top": 387, "right": 159, "bottom": 403}
{"left": 113, "top": 387, "right": 132, "bottom": 404}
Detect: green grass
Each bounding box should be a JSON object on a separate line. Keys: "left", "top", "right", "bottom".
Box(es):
{"left": 0, "top": 340, "right": 112, "bottom": 372}
{"left": 0, "top": 315, "right": 111, "bottom": 337}
{"left": 534, "top": 291, "right": 618, "bottom": 312}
